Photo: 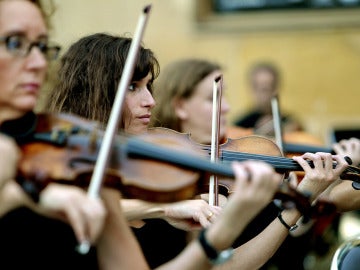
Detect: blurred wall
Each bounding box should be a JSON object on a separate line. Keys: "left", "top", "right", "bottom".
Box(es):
{"left": 44, "top": 0, "right": 360, "bottom": 144}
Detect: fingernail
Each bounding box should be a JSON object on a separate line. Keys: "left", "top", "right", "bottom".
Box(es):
{"left": 344, "top": 156, "right": 353, "bottom": 165}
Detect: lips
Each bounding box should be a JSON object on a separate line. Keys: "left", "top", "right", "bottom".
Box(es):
{"left": 138, "top": 114, "right": 151, "bottom": 124}
{"left": 21, "top": 82, "right": 41, "bottom": 93}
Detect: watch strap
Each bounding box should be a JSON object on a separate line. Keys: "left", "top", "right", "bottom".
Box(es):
{"left": 198, "top": 229, "right": 234, "bottom": 265}
{"left": 278, "top": 211, "right": 298, "bottom": 232}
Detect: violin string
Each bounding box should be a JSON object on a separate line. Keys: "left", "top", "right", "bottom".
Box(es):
{"left": 218, "top": 150, "right": 357, "bottom": 175}
{"left": 201, "top": 146, "right": 295, "bottom": 165}
{"left": 219, "top": 150, "right": 303, "bottom": 170}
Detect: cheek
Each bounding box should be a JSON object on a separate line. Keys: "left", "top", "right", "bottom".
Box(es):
{"left": 121, "top": 100, "right": 131, "bottom": 126}
{"left": 123, "top": 96, "right": 134, "bottom": 116}
{"left": 0, "top": 60, "right": 17, "bottom": 101}
{"left": 189, "top": 104, "right": 213, "bottom": 128}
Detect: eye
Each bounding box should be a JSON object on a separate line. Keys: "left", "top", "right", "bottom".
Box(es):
{"left": 128, "top": 83, "right": 137, "bottom": 91}
{"left": 6, "top": 35, "right": 24, "bottom": 52}
{"left": 146, "top": 83, "right": 153, "bottom": 93}
{"left": 36, "top": 41, "right": 49, "bottom": 53}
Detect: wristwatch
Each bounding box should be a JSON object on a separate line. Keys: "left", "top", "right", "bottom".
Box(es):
{"left": 198, "top": 229, "right": 234, "bottom": 265}
{"left": 278, "top": 211, "right": 298, "bottom": 232}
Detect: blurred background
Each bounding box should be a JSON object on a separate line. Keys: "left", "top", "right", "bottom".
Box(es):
{"left": 42, "top": 1, "right": 360, "bottom": 269}
{"left": 41, "top": 0, "right": 360, "bottom": 145}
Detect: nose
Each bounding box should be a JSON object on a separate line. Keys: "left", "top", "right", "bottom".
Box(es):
{"left": 142, "top": 88, "right": 156, "bottom": 109}
{"left": 25, "top": 47, "right": 48, "bottom": 71}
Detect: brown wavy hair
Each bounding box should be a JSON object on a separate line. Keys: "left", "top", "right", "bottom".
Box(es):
{"left": 45, "top": 33, "right": 160, "bottom": 126}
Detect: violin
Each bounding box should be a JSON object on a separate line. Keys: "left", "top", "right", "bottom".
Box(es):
{"left": 0, "top": 112, "right": 209, "bottom": 203}
{"left": 0, "top": 112, "right": 335, "bottom": 218}
{"left": 181, "top": 131, "right": 360, "bottom": 183}
{"left": 141, "top": 127, "right": 345, "bottom": 218}
{"left": 146, "top": 127, "right": 360, "bottom": 218}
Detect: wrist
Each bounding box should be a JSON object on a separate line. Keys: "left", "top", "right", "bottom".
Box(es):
{"left": 297, "top": 179, "right": 330, "bottom": 202}
{"left": 198, "top": 229, "right": 234, "bottom": 265}
{"left": 278, "top": 211, "right": 298, "bottom": 231}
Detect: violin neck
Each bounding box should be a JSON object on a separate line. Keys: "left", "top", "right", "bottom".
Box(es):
{"left": 283, "top": 143, "right": 333, "bottom": 155}
{"left": 219, "top": 151, "right": 360, "bottom": 181}
{"left": 122, "top": 137, "right": 235, "bottom": 178}
{"left": 219, "top": 151, "right": 303, "bottom": 173}
{"left": 121, "top": 138, "right": 360, "bottom": 184}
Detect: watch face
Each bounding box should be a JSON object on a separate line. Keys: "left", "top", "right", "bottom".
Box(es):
{"left": 212, "top": 249, "right": 234, "bottom": 265}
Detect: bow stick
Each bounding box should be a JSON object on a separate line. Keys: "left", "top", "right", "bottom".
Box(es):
{"left": 271, "top": 94, "right": 285, "bottom": 154}
{"left": 208, "top": 75, "right": 223, "bottom": 206}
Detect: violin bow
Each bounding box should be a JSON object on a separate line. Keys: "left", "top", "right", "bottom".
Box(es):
{"left": 271, "top": 94, "right": 285, "bottom": 154}
{"left": 208, "top": 75, "right": 223, "bottom": 206}
{"left": 77, "top": 4, "right": 152, "bottom": 254}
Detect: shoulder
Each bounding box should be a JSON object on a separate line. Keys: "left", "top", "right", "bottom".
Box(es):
{"left": 234, "top": 111, "right": 262, "bottom": 128}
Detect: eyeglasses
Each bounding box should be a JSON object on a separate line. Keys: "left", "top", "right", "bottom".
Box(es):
{"left": 0, "top": 34, "right": 61, "bottom": 61}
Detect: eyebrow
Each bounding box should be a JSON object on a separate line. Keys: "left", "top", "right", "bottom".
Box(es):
{"left": 2, "top": 30, "right": 49, "bottom": 40}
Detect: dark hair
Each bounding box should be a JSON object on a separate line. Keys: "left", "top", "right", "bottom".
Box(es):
{"left": 46, "top": 33, "right": 160, "bottom": 125}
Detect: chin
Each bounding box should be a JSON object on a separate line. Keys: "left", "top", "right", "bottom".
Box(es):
{"left": 126, "top": 126, "right": 148, "bottom": 135}
{"left": 16, "top": 100, "right": 37, "bottom": 113}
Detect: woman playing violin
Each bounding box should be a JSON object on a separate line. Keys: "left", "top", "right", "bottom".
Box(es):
{"left": 42, "top": 32, "right": 287, "bottom": 269}
{"left": 45, "top": 33, "right": 223, "bottom": 268}
{"left": 150, "top": 58, "right": 350, "bottom": 269}
{"left": 0, "top": 1, "right": 123, "bottom": 269}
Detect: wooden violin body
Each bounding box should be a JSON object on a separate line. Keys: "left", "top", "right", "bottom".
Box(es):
{"left": 2, "top": 113, "right": 211, "bottom": 203}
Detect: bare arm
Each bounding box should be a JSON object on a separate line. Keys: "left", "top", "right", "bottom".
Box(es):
{"left": 213, "top": 152, "right": 349, "bottom": 270}
{"left": 121, "top": 198, "right": 222, "bottom": 230}
{"left": 156, "top": 161, "right": 282, "bottom": 270}
{"left": 325, "top": 180, "right": 360, "bottom": 212}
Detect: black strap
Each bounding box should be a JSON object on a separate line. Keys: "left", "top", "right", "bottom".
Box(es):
{"left": 198, "top": 229, "right": 218, "bottom": 260}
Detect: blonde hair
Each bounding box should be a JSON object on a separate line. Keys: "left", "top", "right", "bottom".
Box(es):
{"left": 151, "top": 58, "right": 221, "bottom": 131}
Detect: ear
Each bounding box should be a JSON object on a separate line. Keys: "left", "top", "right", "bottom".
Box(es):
{"left": 173, "top": 98, "right": 188, "bottom": 120}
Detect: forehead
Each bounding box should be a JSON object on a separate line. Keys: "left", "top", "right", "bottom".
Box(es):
{"left": 253, "top": 69, "right": 274, "bottom": 79}
{"left": 0, "top": 0, "right": 47, "bottom": 36}
{"left": 196, "top": 70, "right": 222, "bottom": 89}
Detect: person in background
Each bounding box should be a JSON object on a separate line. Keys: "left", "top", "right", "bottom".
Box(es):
{"left": 150, "top": 58, "right": 349, "bottom": 270}
{"left": 233, "top": 61, "right": 303, "bottom": 137}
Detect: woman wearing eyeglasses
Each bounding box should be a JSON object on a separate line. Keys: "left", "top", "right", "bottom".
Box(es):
{"left": 0, "top": 1, "right": 147, "bottom": 269}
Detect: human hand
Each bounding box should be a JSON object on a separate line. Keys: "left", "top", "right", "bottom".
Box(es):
{"left": 333, "top": 137, "right": 360, "bottom": 167}
{"left": 39, "top": 183, "right": 106, "bottom": 245}
{"left": 204, "top": 161, "right": 281, "bottom": 247}
{"left": 162, "top": 199, "right": 222, "bottom": 231}
{"left": 293, "top": 152, "right": 348, "bottom": 202}
{"left": 229, "top": 160, "right": 281, "bottom": 219}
